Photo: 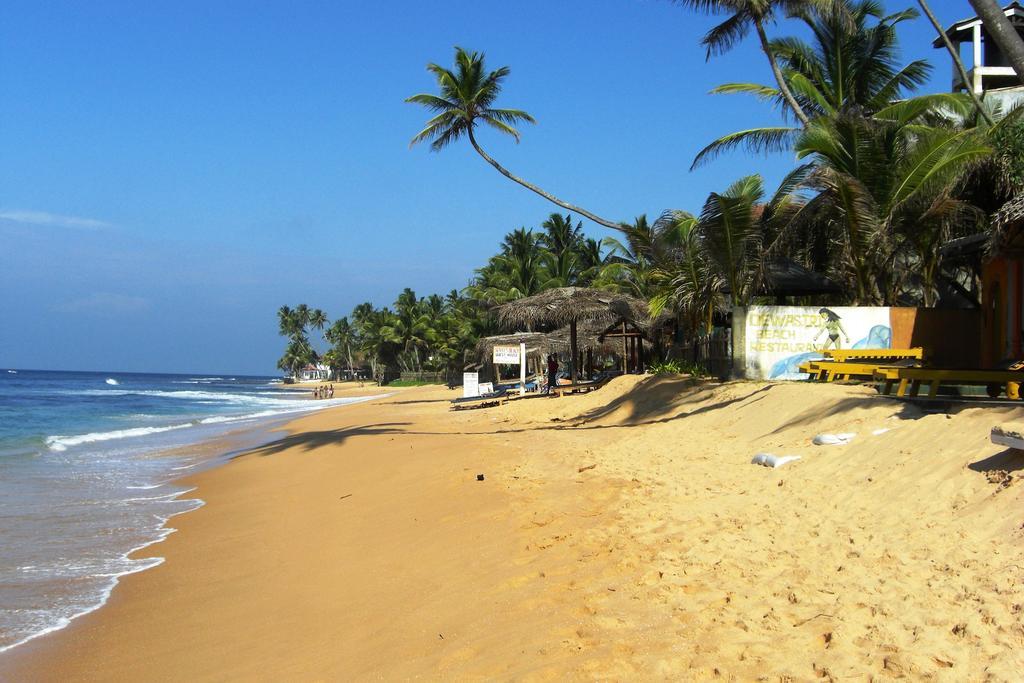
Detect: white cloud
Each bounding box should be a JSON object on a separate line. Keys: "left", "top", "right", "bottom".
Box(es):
{"left": 53, "top": 292, "right": 151, "bottom": 315}
{"left": 0, "top": 209, "right": 112, "bottom": 230}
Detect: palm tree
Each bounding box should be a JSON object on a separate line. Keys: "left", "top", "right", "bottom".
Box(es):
{"left": 790, "top": 101, "right": 991, "bottom": 303}
{"left": 308, "top": 308, "right": 328, "bottom": 335}
{"left": 407, "top": 47, "right": 623, "bottom": 230}
{"left": 469, "top": 227, "right": 546, "bottom": 304}
{"left": 691, "top": 0, "right": 936, "bottom": 167}
{"left": 651, "top": 210, "right": 719, "bottom": 333}
{"left": 696, "top": 175, "right": 767, "bottom": 307}
{"left": 539, "top": 213, "right": 584, "bottom": 287}
{"left": 325, "top": 317, "right": 359, "bottom": 378}
{"left": 672, "top": 0, "right": 818, "bottom": 126}
{"left": 277, "top": 305, "right": 300, "bottom": 338}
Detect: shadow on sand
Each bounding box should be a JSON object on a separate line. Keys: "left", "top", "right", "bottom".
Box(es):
{"left": 968, "top": 448, "right": 1024, "bottom": 474}
{"left": 238, "top": 422, "right": 412, "bottom": 458}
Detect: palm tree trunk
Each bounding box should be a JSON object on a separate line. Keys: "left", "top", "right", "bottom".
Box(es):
{"left": 467, "top": 128, "right": 624, "bottom": 231}
{"left": 919, "top": 0, "right": 993, "bottom": 125}
{"left": 968, "top": 0, "right": 1024, "bottom": 80}
{"left": 754, "top": 19, "right": 810, "bottom": 127}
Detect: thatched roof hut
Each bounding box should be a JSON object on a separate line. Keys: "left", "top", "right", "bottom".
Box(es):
{"left": 498, "top": 287, "right": 647, "bottom": 330}
{"left": 497, "top": 287, "right": 651, "bottom": 381}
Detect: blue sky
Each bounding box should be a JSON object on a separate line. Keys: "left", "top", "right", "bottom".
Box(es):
{"left": 0, "top": 0, "right": 970, "bottom": 374}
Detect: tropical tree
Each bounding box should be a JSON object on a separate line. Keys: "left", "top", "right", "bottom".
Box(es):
{"left": 406, "top": 47, "right": 623, "bottom": 230}
{"left": 671, "top": 0, "right": 824, "bottom": 126}
{"left": 325, "top": 317, "right": 359, "bottom": 378}
{"left": 695, "top": 175, "right": 771, "bottom": 307}
{"left": 651, "top": 210, "right": 719, "bottom": 333}
{"left": 308, "top": 308, "right": 328, "bottom": 335}
{"left": 538, "top": 213, "right": 585, "bottom": 287}
{"left": 692, "top": 0, "right": 933, "bottom": 167}
{"left": 788, "top": 100, "right": 991, "bottom": 303}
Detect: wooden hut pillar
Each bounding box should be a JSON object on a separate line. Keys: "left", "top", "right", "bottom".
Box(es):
{"left": 569, "top": 320, "right": 579, "bottom": 384}
{"left": 621, "top": 321, "right": 628, "bottom": 373}
{"left": 586, "top": 348, "right": 593, "bottom": 377}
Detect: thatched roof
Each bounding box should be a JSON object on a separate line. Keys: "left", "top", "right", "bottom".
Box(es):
{"left": 497, "top": 287, "right": 649, "bottom": 330}
{"left": 475, "top": 318, "right": 641, "bottom": 362}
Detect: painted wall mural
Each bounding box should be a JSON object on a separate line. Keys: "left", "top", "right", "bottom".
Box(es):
{"left": 744, "top": 306, "right": 893, "bottom": 380}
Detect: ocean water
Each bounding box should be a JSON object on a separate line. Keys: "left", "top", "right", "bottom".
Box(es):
{"left": 0, "top": 369, "right": 377, "bottom": 654}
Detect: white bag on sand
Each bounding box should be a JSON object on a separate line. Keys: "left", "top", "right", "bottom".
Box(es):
{"left": 812, "top": 433, "right": 856, "bottom": 446}
{"left": 751, "top": 453, "right": 801, "bottom": 468}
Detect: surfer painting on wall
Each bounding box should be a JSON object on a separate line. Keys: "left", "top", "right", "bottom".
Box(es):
{"left": 813, "top": 307, "right": 849, "bottom": 350}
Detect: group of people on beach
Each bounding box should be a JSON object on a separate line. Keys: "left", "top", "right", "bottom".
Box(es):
{"left": 311, "top": 384, "right": 334, "bottom": 399}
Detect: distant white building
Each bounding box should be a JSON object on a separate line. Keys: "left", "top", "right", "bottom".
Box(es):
{"left": 934, "top": 2, "right": 1024, "bottom": 106}
{"left": 298, "top": 363, "right": 331, "bottom": 382}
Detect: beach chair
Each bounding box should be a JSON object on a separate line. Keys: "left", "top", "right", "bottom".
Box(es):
{"left": 874, "top": 367, "right": 1024, "bottom": 399}
{"left": 799, "top": 357, "right": 920, "bottom": 382}
{"left": 550, "top": 375, "right": 613, "bottom": 397}
{"left": 449, "top": 387, "right": 508, "bottom": 410}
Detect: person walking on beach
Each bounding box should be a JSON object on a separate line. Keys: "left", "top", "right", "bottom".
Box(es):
{"left": 546, "top": 353, "right": 559, "bottom": 395}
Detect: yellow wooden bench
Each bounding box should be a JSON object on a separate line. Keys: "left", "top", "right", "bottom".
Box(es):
{"left": 799, "top": 359, "right": 913, "bottom": 382}
{"left": 823, "top": 348, "right": 924, "bottom": 362}
{"left": 874, "top": 367, "right": 1024, "bottom": 399}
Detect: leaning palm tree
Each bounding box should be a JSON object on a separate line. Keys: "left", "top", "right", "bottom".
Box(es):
{"left": 406, "top": 47, "right": 623, "bottom": 230}
{"left": 672, "top": 0, "right": 823, "bottom": 126}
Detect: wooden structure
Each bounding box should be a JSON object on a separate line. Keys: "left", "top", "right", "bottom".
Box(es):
{"left": 982, "top": 195, "right": 1024, "bottom": 366}
{"left": 823, "top": 348, "right": 923, "bottom": 362}
{"left": 550, "top": 375, "right": 615, "bottom": 398}
{"left": 449, "top": 388, "right": 509, "bottom": 410}
{"left": 498, "top": 288, "right": 648, "bottom": 384}
{"left": 598, "top": 319, "right": 648, "bottom": 374}
{"left": 798, "top": 348, "right": 925, "bottom": 382}
{"left": 933, "top": 2, "right": 1024, "bottom": 94}
{"left": 874, "top": 367, "right": 1023, "bottom": 398}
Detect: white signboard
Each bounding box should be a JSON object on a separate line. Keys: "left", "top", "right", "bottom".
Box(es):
{"left": 462, "top": 372, "right": 479, "bottom": 398}
{"left": 492, "top": 345, "right": 521, "bottom": 364}
{"left": 745, "top": 306, "right": 892, "bottom": 380}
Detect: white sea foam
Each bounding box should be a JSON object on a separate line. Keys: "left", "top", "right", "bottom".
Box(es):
{"left": 105, "top": 378, "right": 119, "bottom": 385}
{"left": 0, "top": 493, "right": 204, "bottom": 655}
{"left": 46, "top": 395, "right": 383, "bottom": 453}
{"left": 45, "top": 424, "right": 192, "bottom": 452}
{"left": 126, "top": 484, "right": 163, "bottom": 490}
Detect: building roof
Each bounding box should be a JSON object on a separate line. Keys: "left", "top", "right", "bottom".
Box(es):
{"left": 719, "top": 258, "right": 842, "bottom": 297}
{"left": 932, "top": 2, "right": 1024, "bottom": 48}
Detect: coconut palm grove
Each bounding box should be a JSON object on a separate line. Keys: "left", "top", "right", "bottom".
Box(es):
{"left": 276, "top": 0, "right": 1024, "bottom": 382}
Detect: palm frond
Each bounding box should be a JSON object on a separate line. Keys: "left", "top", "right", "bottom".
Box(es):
{"left": 691, "top": 126, "right": 799, "bottom": 169}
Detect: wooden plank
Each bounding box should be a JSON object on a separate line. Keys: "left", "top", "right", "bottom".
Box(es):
{"left": 892, "top": 368, "right": 1023, "bottom": 382}
{"left": 824, "top": 348, "right": 923, "bottom": 361}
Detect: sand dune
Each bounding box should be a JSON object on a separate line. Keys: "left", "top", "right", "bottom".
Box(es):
{"left": 2, "top": 376, "right": 1022, "bottom": 680}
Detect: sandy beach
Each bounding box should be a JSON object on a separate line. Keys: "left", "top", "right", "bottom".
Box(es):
{"left": 2, "top": 376, "right": 1023, "bottom": 680}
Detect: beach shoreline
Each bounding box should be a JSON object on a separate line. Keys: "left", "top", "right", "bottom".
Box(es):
{"left": 0, "top": 378, "right": 395, "bottom": 659}
{"left": 2, "top": 376, "right": 1022, "bottom": 680}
